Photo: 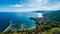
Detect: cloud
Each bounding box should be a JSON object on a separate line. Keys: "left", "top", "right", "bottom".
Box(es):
{"left": 27, "top": 0, "right": 48, "bottom": 8}
{"left": 0, "top": 0, "right": 60, "bottom": 12}
{"left": 27, "top": 0, "right": 60, "bottom": 11}
{"left": 29, "top": 0, "right": 60, "bottom": 10}
{"left": 35, "top": 0, "right": 48, "bottom": 4}
{"left": 10, "top": 4, "right": 24, "bottom": 7}
{"left": 37, "top": 5, "right": 60, "bottom": 10}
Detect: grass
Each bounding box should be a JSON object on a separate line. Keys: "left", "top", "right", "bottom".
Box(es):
{"left": 0, "top": 32, "right": 2, "bottom": 34}
{"left": 42, "top": 27, "right": 60, "bottom": 34}
{"left": 2, "top": 27, "right": 60, "bottom": 34}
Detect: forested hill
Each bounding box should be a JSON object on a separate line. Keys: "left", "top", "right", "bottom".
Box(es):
{"left": 43, "top": 10, "right": 60, "bottom": 22}
{"left": 33, "top": 10, "right": 54, "bottom": 13}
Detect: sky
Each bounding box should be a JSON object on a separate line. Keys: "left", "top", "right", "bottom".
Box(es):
{"left": 0, "top": 0, "right": 60, "bottom": 12}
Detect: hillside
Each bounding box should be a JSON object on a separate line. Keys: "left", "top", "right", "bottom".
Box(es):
{"left": 43, "top": 10, "right": 60, "bottom": 22}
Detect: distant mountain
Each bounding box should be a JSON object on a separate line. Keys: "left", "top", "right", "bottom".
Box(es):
{"left": 32, "top": 10, "right": 55, "bottom": 13}
{"left": 33, "top": 10, "right": 60, "bottom": 13}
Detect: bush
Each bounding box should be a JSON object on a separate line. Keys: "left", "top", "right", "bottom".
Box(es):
{"left": 50, "top": 28, "right": 60, "bottom": 34}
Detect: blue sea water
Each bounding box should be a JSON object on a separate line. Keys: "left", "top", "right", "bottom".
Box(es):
{"left": 0, "top": 12, "right": 38, "bottom": 32}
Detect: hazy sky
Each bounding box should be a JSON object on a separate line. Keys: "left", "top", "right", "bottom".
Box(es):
{"left": 0, "top": 0, "right": 60, "bottom": 12}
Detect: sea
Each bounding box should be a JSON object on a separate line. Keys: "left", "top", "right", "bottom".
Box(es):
{"left": 0, "top": 12, "right": 42, "bottom": 32}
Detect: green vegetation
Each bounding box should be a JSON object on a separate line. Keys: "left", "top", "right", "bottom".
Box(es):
{"left": 44, "top": 10, "right": 60, "bottom": 22}
{"left": 42, "top": 28, "right": 60, "bottom": 34}
{"left": 3, "top": 30, "right": 13, "bottom": 34}
{"left": 2, "top": 10, "right": 60, "bottom": 34}
{"left": 0, "top": 32, "right": 2, "bottom": 34}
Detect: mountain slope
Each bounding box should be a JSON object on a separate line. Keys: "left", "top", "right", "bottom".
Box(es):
{"left": 43, "top": 10, "right": 60, "bottom": 22}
